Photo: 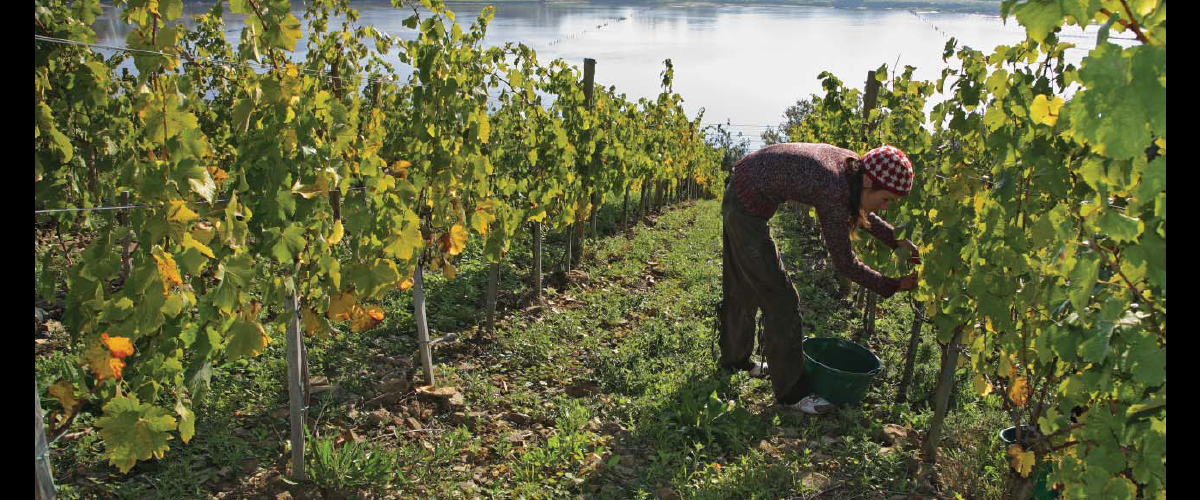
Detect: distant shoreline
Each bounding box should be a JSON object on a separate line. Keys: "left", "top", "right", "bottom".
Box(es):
{"left": 438, "top": 0, "right": 1003, "bottom": 16}
{"left": 157, "top": 1, "right": 1003, "bottom": 16}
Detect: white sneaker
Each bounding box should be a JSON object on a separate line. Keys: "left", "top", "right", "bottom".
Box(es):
{"left": 748, "top": 362, "right": 769, "bottom": 378}
{"left": 782, "top": 395, "right": 837, "bottom": 415}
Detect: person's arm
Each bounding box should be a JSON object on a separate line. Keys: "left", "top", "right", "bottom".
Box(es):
{"left": 816, "top": 204, "right": 901, "bottom": 298}
{"left": 866, "top": 212, "right": 921, "bottom": 262}
{"left": 864, "top": 212, "right": 899, "bottom": 249}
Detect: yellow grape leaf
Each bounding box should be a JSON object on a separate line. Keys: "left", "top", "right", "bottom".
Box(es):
{"left": 327, "top": 292, "right": 357, "bottom": 321}
{"left": 1008, "top": 376, "right": 1030, "bottom": 407}
{"left": 575, "top": 200, "right": 592, "bottom": 222}
{"left": 1029, "top": 95, "right": 1065, "bottom": 126}
{"left": 49, "top": 380, "right": 80, "bottom": 412}
{"left": 152, "top": 247, "right": 183, "bottom": 294}
{"left": 443, "top": 259, "right": 457, "bottom": 280}
{"left": 109, "top": 358, "right": 126, "bottom": 379}
{"left": 998, "top": 352, "right": 1016, "bottom": 378}
{"left": 1007, "top": 445, "right": 1036, "bottom": 477}
{"left": 973, "top": 193, "right": 988, "bottom": 216}
{"left": 472, "top": 201, "right": 496, "bottom": 235}
{"left": 237, "top": 299, "right": 263, "bottom": 323}
{"left": 385, "top": 221, "right": 423, "bottom": 261}
{"left": 292, "top": 175, "right": 330, "bottom": 199}
{"left": 391, "top": 160, "right": 412, "bottom": 179}
{"left": 181, "top": 233, "right": 215, "bottom": 259}
{"left": 350, "top": 304, "right": 384, "bottom": 333}
{"left": 440, "top": 224, "right": 468, "bottom": 256}
{"left": 301, "top": 307, "right": 325, "bottom": 336}
{"left": 166, "top": 200, "right": 200, "bottom": 224}
{"left": 328, "top": 220, "right": 344, "bottom": 245}
{"left": 85, "top": 342, "right": 123, "bottom": 381}
{"left": 973, "top": 373, "right": 993, "bottom": 396}
{"left": 192, "top": 222, "right": 216, "bottom": 246}
{"left": 398, "top": 277, "right": 415, "bottom": 291}
{"left": 102, "top": 333, "right": 135, "bottom": 359}
{"left": 208, "top": 166, "right": 230, "bottom": 186}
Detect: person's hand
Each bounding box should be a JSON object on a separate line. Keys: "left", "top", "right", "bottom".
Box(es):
{"left": 898, "top": 272, "right": 919, "bottom": 291}
{"left": 899, "top": 239, "right": 921, "bottom": 264}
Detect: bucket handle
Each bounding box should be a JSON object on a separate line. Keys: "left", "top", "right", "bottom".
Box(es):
{"left": 867, "top": 365, "right": 883, "bottom": 377}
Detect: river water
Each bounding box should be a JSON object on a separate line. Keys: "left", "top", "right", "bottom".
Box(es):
{"left": 88, "top": 1, "right": 1132, "bottom": 148}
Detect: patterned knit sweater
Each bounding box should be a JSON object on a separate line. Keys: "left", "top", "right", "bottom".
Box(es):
{"left": 732, "top": 143, "right": 901, "bottom": 298}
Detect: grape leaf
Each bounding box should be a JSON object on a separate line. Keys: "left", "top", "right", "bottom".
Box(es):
{"left": 225, "top": 319, "right": 269, "bottom": 362}
{"left": 96, "top": 395, "right": 177, "bottom": 473}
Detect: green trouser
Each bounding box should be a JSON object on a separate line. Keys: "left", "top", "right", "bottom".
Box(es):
{"left": 719, "top": 183, "right": 811, "bottom": 405}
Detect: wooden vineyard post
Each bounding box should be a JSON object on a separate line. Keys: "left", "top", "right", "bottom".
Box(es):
{"left": 896, "top": 301, "right": 925, "bottom": 405}
{"left": 487, "top": 262, "right": 500, "bottom": 333}
{"left": 584, "top": 58, "right": 599, "bottom": 245}
{"left": 414, "top": 261, "right": 435, "bottom": 385}
{"left": 895, "top": 245, "right": 923, "bottom": 406}
{"left": 845, "top": 69, "right": 883, "bottom": 317}
{"left": 863, "top": 70, "right": 881, "bottom": 127}
{"left": 867, "top": 292, "right": 877, "bottom": 341}
{"left": 919, "top": 325, "right": 966, "bottom": 482}
{"left": 35, "top": 382, "right": 56, "bottom": 500}
{"left": 638, "top": 181, "right": 649, "bottom": 224}
{"left": 565, "top": 224, "right": 573, "bottom": 273}
{"left": 657, "top": 179, "right": 667, "bottom": 213}
{"left": 838, "top": 274, "right": 854, "bottom": 301}
{"left": 590, "top": 194, "right": 601, "bottom": 241}
{"left": 535, "top": 223, "right": 544, "bottom": 299}
{"left": 854, "top": 291, "right": 877, "bottom": 345}
{"left": 284, "top": 287, "right": 307, "bottom": 481}
{"left": 621, "top": 186, "right": 630, "bottom": 232}
{"left": 859, "top": 68, "right": 882, "bottom": 325}
{"left": 119, "top": 192, "right": 132, "bottom": 282}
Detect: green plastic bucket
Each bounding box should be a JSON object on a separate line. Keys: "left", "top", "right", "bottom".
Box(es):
{"left": 999, "top": 426, "right": 1060, "bottom": 500}
{"left": 801, "top": 337, "right": 882, "bottom": 406}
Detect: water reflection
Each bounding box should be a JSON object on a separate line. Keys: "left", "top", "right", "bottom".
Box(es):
{"left": 85, "top": 1, "right": 1134, "bottom": 145}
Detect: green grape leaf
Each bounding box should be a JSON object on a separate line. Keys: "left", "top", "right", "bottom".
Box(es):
{"left": 36, "top": 103, "right": 74, "bottom": 162}
{"left": 1125, "top": 231, "right": 1166, "bottom": 290}
{"left": 271, "top": 225, "right": 307, "bottom": 264}
{"left": 174, "top": 400, "right": 195, "bottom": 444}
{"left": 1012, "top": 0, "right": 1064, "bottom": 43}
{"left": 1127, "top": 329, "right": 1165, "bottom": 386}
{"left": 96, "top": 394, "right": 177, "bottom": 473}
{"left": 1077, "top": 299, "right": 1122, "bottom": 363}
{"left": 213, "top": 254, "right": 253, "bottom": 314}
{"left": 1133, "top": 156, "right": 1166, "bottom": 205}
{"left": 141, "top": 95, "right": 199, "bottom": 144}
{"left": 1097, "top": 209, "right": 1143, "bottom": 243}
{"left": 160, "top": 0, "right": 183, "bottom": 20}
{"left": 228, "top": 0, "right": 252, "bottom": 14}
{"left": 1068, "top": 252, "right": 1100, "bottom": 315}
{"left": 1130, "top": 45, "right": 1166, "bottom": 138}
{"left": 384, "top": 215, "right": 423, "bottom": 261}
{"left": 270, "top": 13, "right": 303, "bottom": 51}
{"left": 225, "top": 319, "right": 269, "bottom": 362}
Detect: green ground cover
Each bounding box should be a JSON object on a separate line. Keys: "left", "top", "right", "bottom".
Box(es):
{"left": 36, "top": 197, "right": 1014, "bottom": 499}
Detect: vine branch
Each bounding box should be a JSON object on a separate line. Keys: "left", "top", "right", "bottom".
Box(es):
{"left": 1098, "top": 2, "right": 1150, "bottom": 44}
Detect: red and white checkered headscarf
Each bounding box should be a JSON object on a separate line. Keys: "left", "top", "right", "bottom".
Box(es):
{"left": 861, "top": 145, "right": 914, "bottom": 196}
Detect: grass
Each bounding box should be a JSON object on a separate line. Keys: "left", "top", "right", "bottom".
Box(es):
{"left": 36, "top": 194, "right": 1015, "bottom": 499}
